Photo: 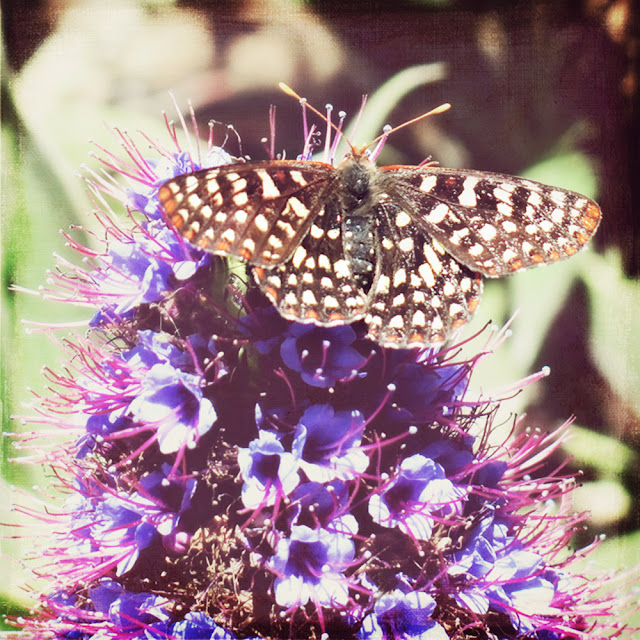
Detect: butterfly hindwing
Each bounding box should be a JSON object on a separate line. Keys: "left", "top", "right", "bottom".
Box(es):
{"left": 254, "top": 194, "right": 369, "bottom": 325}
{"left": 365, "top": 196, "right": 482, "bottom": 348}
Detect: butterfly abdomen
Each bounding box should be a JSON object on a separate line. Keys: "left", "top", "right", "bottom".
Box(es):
{"left": 339, "top": 158, "right": 379, "bottom": 293}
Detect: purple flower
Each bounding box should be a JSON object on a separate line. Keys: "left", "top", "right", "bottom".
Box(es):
{"left": 168, "top": 612, "right": 239, "bottom": 639}
{"left": 117, "top": 330, "right": 218, "bottom": 455}
{"left": 237, "top": 303, "right": 290, "bottom": 354}
{"left": 288, "top": 480, "right": 356, "bottom": 535}
{"left": 94, "top": 237, "right": 173, "bottom": 316}
{"left": 369, "top": 454, "right": 467, "bottom": 541}
{"left": 85, "top": 223, "right": 211, "bottom": 327}
{"left": 448, "top": 512, "right": 555, "bottom": 632}
{"left": 127, "top": 360, "right": 216, "bottom": 454}
{"left": 293, "top": 404, "right": 368, "bottom": 482}
{"left": 281, "top": 324, "right": 367, "bottom": 388}
{"left": 358, "top": 589, "right": 447, "bottom": 640}
{"left": 65, "top": 464, "right": 197, "bottom": 577}
{"left": 270, "top": 524, "right": 356, "bottom": 608}
{"left": 384, "top": 357, "right": 467, "bottom": 423}
{"left": 238, "top": 430, "right": 301, "bottom": 508}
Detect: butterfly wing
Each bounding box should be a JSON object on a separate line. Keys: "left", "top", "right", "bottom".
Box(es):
{"left": 365, "top": 196, "right": 482, "bottom": 348}
{"left": 254, "top": 194, "right": 370, "bottom": 325}
{"left": 158, "top": 160, "right": 338, "bottom": 267}
{"left": 381, "top": 166, "right": 601, "bottom": 278}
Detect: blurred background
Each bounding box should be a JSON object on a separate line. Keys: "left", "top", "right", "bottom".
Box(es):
{"left": 2, "top": 0, "right": 638, "bottom": 628}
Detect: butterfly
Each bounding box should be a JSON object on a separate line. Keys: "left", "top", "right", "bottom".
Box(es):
{"left": 157, "top": 105, "right": 601, "bottom": 349}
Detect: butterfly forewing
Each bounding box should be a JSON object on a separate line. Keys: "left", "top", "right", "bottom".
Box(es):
{"left": 384, "top": 166, "right": 602, "bottom": 277}
{"left": 158, "top": 161, "right": 337, "bottom": 267}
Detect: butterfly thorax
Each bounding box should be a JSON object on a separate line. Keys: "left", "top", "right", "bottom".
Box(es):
{"left": 337, "top": 155, "right": 379, "bottom": 293}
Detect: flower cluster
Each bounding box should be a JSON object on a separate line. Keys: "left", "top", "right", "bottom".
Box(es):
{"left": 10, "top": 98, "right": 632, "bottom": 639}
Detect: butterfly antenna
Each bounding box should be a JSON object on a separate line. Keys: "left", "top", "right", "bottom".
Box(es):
{"left": 269, "top": 104, "right": 277, "bottom": 160}
{"left": 366, "top": 102, "right": 452, "bottom": 154}
{"left": 279, "top": 82, "right": 357, "bottom": 155}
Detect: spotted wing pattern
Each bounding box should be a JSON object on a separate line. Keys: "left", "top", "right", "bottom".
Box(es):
{"left": 364, "top": 195, "right": 482, "bottom": 347}
{"left": 384, "top": 166, "right": 601, "bottom": 277}
{"left": 158, "top": 161, "right": 337, "bottom": 266}
{"left": 253, "top": 194, "right": 370, "bottom": 325}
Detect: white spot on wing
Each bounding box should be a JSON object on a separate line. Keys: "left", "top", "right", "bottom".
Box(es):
{"left": 292, "top": 246, "right": 307, "bottom": 268}
{"left": 398, "top": 237, "right": 414, "bottom": 252}
{"left": 257, "top": 169, "right": 280, "bottom": 199}
{"left": 418, "top": 263, "right": 435, "bottom": 287}
{"left": 290, "top": 170, "right": 308, "bottom": 186}
{"left": 333, "top": 259, "right": 350, "bottom": 278}
{"left": 420, "top": 175, "right": 437, "bottom": 193}
{"left": 255, "top": 214, "right": 269, "bottom": 232}
{"left": 528, "top": 191, "right": 543, "bottom": 207}
{"left": 478, "top": 223, "right": 497, "bottom": 241}
{"left": 233, "top": 191, "right": 249, "bottom": 206}
{"left": 412, "top": 310, "right": 426, "bottom": 327}
{"left": 458, "top": 177, "right": 479, "bottom": 207}
{"left": 426, "top": 203, "right": 450, "bottom": 225}
{"left": 395, "top": 210, "right": 412, "bottom": 227}
{"left": 231, "top": 177, "right": 248, "bottom": 193}
{"left": 449, "top": 303, "right": 465, "bottom": 317}
{"left": 287, "top": 196, "right": 309, "bottom": 219}
{"left": 497, "top": 202, "right": 513, "bottom": 216}
{"left": 393, "top": 268, "right": 407, "bottom": 287}
{"left": 423, "top": 244, "right": 443, "bottom": 274}
{"left": 392, "top": 293, "right": 405, "bottom": 307}
{"left": 318, "top": 254, "right": 331, "bottom": 270}
{"left": 302, "top": 290, "right": 317, "bottom": 305}
{"left": 376, "top": 274, "right": 391, "bottom": 294}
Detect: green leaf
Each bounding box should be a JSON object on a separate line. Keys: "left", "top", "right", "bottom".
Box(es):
{"left": 585, "top": 250, "right": 640, "bottom": 420}
{"left": 562, "top": 424, "right": 636, "bottom": 476}
{"left": 521, "top": 151, "right": 599, "bottom": 200}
